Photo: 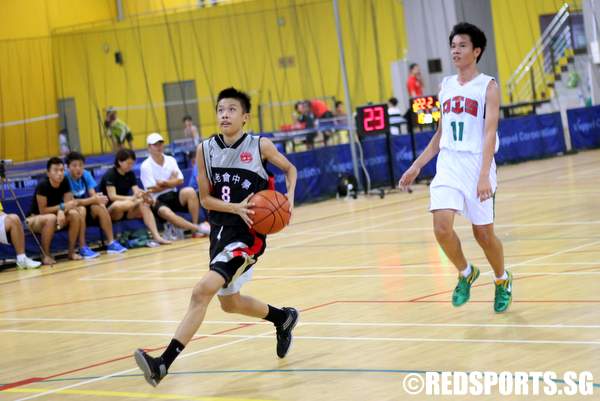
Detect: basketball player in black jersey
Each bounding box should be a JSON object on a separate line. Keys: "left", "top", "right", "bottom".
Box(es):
{"left": 134, "top": 88, "right": 298, "bottom": 387}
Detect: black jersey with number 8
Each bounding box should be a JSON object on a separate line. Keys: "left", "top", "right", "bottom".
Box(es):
{"left": 202, "top": 133, "right": 273, "bottom": 226}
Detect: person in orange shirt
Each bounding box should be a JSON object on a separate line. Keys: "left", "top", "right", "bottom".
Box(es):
{"left": 407, "top": 63, "right": 424, "bottom": 98}
{"left": 308, "top": 99, "right": 332, "bottom": 119}
{"left": 308, "top": 99, "right": 334, "bottom": 146}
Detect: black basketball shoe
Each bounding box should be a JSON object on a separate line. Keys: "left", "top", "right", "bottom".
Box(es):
{"left": 276, "top": 307, "right": 300, "bottom": 358}
{"left": 134, "top": 349, "right": 167, "bottom": 387}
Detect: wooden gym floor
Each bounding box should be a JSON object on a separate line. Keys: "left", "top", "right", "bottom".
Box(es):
{"left": 1, "top": 149, "right": 599, "bottom": 400}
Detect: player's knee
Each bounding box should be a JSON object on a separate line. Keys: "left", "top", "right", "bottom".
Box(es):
{"left": 473, "top": 227, "right": 493, "bottom": 247}
{"left": 219, "top": 297, "right": 239, "bottom": 314}
{"left": 190, "top": 282, "right": 216, "bottom": 305}
{"left": 159, "top": 207, "right": 175, "bottom": 219}
{"left": 6, "top": 214, "right": 21, "bottom": 228}
{"left": 433, "top": 222, "right": 452, "bottom": 241}
{"left": 181, "top": 187, "right": 194, "bottom": 197}
{"left": 45, "top": 214, "right": 57, "bottom": 226}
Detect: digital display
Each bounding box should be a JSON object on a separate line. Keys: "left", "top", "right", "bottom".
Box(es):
{"left": 411, "top": 95, "right": 441, "bottom": 125}
{"left": 355, "top": 104, "right": 389, "bottom": 135}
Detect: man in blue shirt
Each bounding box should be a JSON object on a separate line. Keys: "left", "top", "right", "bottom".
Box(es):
{"left": 65, "top": 152, "right": 127, "bottom": 255}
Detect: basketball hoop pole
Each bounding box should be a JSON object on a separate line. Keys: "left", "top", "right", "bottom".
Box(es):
{"left": 332, "top": 0, "right": 361, "bottom": 188}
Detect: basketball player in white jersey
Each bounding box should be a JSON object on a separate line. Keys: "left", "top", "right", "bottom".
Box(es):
{"left": 400, "top": 23, "right": 512, "bottom": 313}
{"left": 134, "top": 88, "right": 298, "bottom": 387}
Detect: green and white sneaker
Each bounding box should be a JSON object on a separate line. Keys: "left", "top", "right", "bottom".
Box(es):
{"left": 452, "top": 265, "right": 480, "bottom": 307}
{"left": 494, "top": 271, "right": 513, "bottom": 313}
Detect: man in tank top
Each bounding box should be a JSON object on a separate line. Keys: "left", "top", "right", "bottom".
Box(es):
{"left": 400, "top": 22, "right": 512, "bottom": 314}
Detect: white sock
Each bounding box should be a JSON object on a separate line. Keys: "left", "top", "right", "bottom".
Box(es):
{"left": 460, "top": 264, "right": 472, "bottom": 277}
{"left": 17, "top": 254, "right": 27, "bottom": 262}
{"left": 495, "top": 271, "right": 508, "bottom": 281}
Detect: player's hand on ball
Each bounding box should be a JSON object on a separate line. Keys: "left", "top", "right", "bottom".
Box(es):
{"left": 399, "top": 165, "right": 420, "bottom": 190}
{"left": 286, "top": 193, "right": 294, "bottom": 214}
{"left": 237, "top": 193, "right": 256, "bottom": 227}
{"left": 477, "top": 176, "right": 493, "bottom": 202}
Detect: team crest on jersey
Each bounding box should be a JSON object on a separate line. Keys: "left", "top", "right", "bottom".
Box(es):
{"left": 443, "top": 96, "right": 479, "bottom": 117}
{"left": 240, "top": 151, "right": 253, "bottom": 163}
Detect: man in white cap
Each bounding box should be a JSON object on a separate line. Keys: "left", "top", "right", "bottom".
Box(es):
{"left": 141, "top": 133, "right": 210, "bottom": 238}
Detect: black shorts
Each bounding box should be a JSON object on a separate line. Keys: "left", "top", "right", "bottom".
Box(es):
{"left": 117, "top": 131, "right": 133, "bottom": 144}
{"left": 209, "top": 224, "right": 266, "bottom": 287}
{"left": 153, "top": 191, "right": 188, "bottom": 214}
{"left": 84, "top": 205, "right": 99, "bottom": 226}
{"left": 305, "top": 130, "right": 317, "bottom": 145}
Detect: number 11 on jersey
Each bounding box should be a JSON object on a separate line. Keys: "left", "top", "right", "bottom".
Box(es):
{"left": 450, "top": 121, "right": 464, "bottom": 141}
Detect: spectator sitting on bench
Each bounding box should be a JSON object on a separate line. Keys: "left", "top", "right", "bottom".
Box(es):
{"left": 141, "top": 133, "right": 210, "bottom": 238}
{"left": 26, "top": 157, "right": 90, "bottom": 265}
{"left": 293, "top": 101, "right": 317, "bottom": 150}
{"left": 100, "top": 149, "right": 171, "bottom": 246}
{"left": 65, "top": 152, "right": 127, "bottom": 255}
{"left": 0, "top": 201, "right": 41, "bottom": 269}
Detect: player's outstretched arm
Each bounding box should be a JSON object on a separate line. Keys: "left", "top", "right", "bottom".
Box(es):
{"left": 195, "top": 143, "right": 255, "bottom": 226}
{"left": 260, "top": 137, "right": 297, "bottom": 212}
{"left": 399, "top": 116, "right": 442, "bottom": 189}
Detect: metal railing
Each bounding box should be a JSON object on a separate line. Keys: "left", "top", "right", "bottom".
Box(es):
{"left": 506, "top": 3, "right": 574, "bottom": 103}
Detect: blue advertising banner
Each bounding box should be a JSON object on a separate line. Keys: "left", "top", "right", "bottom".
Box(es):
{"left": 566, "top": 105, "right": 600, "bottom": 150}
{"left": 267, "top": 131, "right": 438, "bottom": 204}
{"left": 268, "top": 143, "right": 354, "bottom": 204}
{"left": 496, "top": 112, "right": 566, "bottom": 164}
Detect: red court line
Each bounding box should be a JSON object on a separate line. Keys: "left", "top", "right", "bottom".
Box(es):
{"left": 0, "top": 286, "right": 193, "bottom": 314}
{"left": 337, "top": 300, "right": 600, "bottom": 304}
{"left": 409, "top": 264, "right": 600, "bottom": 303}
{"left": 0, "top": 378, "right": 44, "bottom": 391}
{"left": 0, "top": 300, "right": 336, "bottom": 391}
{"left": 41, "top": 324, "right": 258, "bottom": 380}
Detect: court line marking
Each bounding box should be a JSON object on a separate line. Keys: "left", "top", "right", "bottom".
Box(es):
{"left": 84, "top": 261, "right": 600, "bottom": 275}
{"left": 4, "top": 329, "right": 599, "bottom": 347}
{"left": 3, "top": 369, "right": 600, "bottom": 389}
{"left": 80, "top": 231, "right": 600, "bottom": 282}
{"left": 408, "top": 247, "right": 600, "bottom": 304}
{"left": 5, "top": 386, "right": 276, "bottom": 401}
{"left": 0, "top": 196, "right": 424, "bottom": 284}
{"left": 76, "top": 202, "right": 429, "bottom": 280}
{"left": 0, "top": 240, "right": 209, "bottom": 286}
{"left": 2, "top": 152, "right": 597, "bottom": 284}
{"left": 5, "top": 318, "right": 600, "bottom": 329}
{"left": 78, "top": 270, "right": 600, "bottom": 281}
{"left": 8, "top": 329, "right": 276, "bottom": 401}
{"left": 1, "top": 301, "right": 337, "bottom": 396}
{"left": 5, "top": 240, "right": 600, "bottom": 315}
{"left": 0, "top": 285, "right": 194, "bottom": 315}
{"left": 291, "top": 220, "right": 600, "bottom": 234}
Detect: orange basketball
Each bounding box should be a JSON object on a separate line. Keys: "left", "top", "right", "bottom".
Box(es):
{"left": 250, "top": 190, "right": 291, "bottom": 235}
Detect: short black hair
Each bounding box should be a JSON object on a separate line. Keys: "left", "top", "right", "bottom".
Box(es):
{"left": 388, "top": 97, "right": 399, "bottom": 106}
{"left": 335, "top": 100, "right": 343, "bottom": 108}
{"left": 409, "top": 63, "right": 418, "bottom": 70}
{"left": 114, "top": 149, "right": 136, "bottom": 168}
{"left": 449, "top": 22, "right": 487, "bottom": 63}
{"left": 65, "top": 151, "right": 85, "bottom": 166}
{"left": 216, "top": 87, "right": 251, "bottom": 113}
{"left": 47, "top": 157, "right": 64, "bottom": 171}
{"left": 182, "top": 115, "right": 192, "bottom": 122}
